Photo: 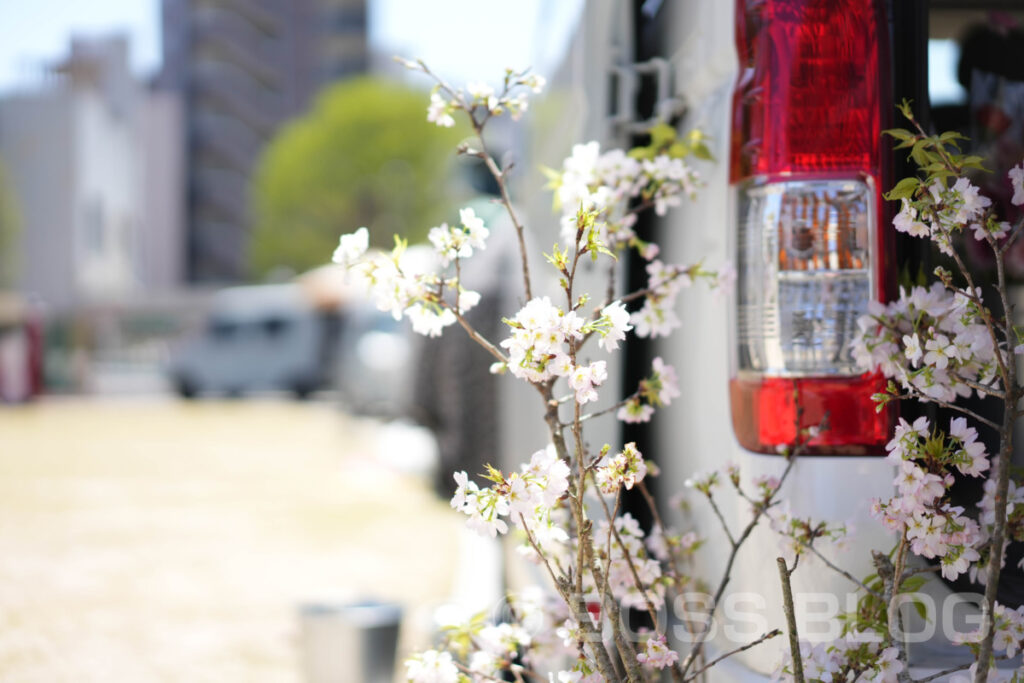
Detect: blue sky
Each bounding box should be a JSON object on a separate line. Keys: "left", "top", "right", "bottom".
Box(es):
{"left": 0, "top": 0, "right": 583, "bottom": 93}
{"left": 0, "top": 0, "right": 161, "bottom": 92}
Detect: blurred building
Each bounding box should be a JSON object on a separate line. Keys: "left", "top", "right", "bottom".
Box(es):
{"left": 158, "top": 0, "right": 368, "bottom": 283}
{"left": 0, "top": 35, "right": 185, "bottom": 311}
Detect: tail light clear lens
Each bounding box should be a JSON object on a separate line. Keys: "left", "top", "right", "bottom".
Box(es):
{"left": 737, "top": 178, "right": 873, "bottom": 375}
{"left": 729, "top": 0, "right": 893, "bottom": 455}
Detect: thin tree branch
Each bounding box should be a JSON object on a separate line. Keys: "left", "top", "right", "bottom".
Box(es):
{"left": 886, "top": 392, "right": 1001, "bottom": 432}
{"left": 778, "top": 557, "right": 806, "bottom": 683}
{"left": 591, "top": 474, "right": 664, "bottom": 634}
{"left": 684, "top": 629, "right": 782, "bottom": 681}
{"left": 704, "top": 493, "right": 736, "bottom": 547}
{"left": 447, "top": 306, "right": 507, "bottom": 363}
{"left": 678, "top": 451, "right": 800, "bottom": 677}
{"left": 637, "top": 480, "right": 683, "bottom": 583}
{"left": 792, "top": 536, "right": 885, "bottom": 601}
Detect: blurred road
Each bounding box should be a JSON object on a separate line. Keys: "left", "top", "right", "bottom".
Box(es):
{"left": 0, "top": 397, "right": 459, "bottom": 682}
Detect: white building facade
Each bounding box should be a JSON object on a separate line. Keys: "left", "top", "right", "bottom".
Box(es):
{"left": 0, "top": 35, "right": 184, "bottom": 312}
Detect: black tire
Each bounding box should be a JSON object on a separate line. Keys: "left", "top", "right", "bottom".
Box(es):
{"left": 174, "top": 377, "right": 199, "bottom": 399}
{"left": 292, "top": 381, "right": 314, "bottom": 401}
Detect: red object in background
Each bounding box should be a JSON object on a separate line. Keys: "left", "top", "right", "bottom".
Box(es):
{"left": 729, "top": 0, "right": 893, "bottom": 454}
{"left": 0, "top": 300, "right": 44, "bottom": 403}
{"left": 25, "top": 312, "right": 44, "bottom": 397}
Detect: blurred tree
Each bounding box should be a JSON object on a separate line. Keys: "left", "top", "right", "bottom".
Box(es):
{"left": 0, "top": 155, "right": 20, "bottom": 289}
{"left": 250, "top": 77, "right": 464, "bottom": 277}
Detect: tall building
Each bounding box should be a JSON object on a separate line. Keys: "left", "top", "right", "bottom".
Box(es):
{"left": 159, "top": 0, "right": 368, "bottom": 283}
{"left": 0, "top": 35, "right": 185, "bottom": 311}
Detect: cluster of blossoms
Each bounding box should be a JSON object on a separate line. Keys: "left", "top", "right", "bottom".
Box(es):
{"left": 333, "top": 212, "right": 489, "bottom": 337}
{"left": 450, "top": 445, "right": 569, "bottom": 540}
{"left": 852, "top": 164, "right": 1024, "bottom": 409}
{"left": 891, "top": 161, "right": 1024, "bottom": 259}
{"left": 427, "top": 207, "right": 490, "bottom": 267}
{"left": 495, "top": 295, "right": 632, "bottom": 406}
{"left": 868, "top": 416, "right": 987, "bottom": 581}
{"left": 767, "top": 502, "right": 851, "bottom": 567}
{"left": 979, "top": 476, "right": 1024, "bottom": 543}
{"left": 892, "top": 176, "right": 997, "bottom": 255}
{"left": 593, "top": 513, "right": 667, "bottom": 610}
{"left": 851, "top": 281, "right": 998, "bottom": 403}
{"left": 950, "top": 602, "right": 1024, "bottom": 682}
{"left": 553, "top": 141, "right": 699, "bottom": 251}
{"left": 774, "top": 638, "right": 904, "bottom": 683}
{"left": 378, "top": 60, "right": 757, "bottom": 683}
{"left": 464, "top": 622, "right": 533, "bottom": 679}
{"left": 595, "top": 442, "right": 648, "bottom": 493}
{"left": 635, "top": 634, "right": 679, "bottom": 670}
{"left": 629, "top": 259, "right": 692, "bottom": 338}
{"left": 423, "top": 67, "right": 546, "bottom": 127}
{"left": 407, "top": 588, "right": 575, "bottom": 683}
{"left": 645, "top": 523, "right": 700, "bottom": 564}
{"left": 617, "top": 355, "right": 681, "bottom": 424}
{"left": 404, "top": 649, "right": 460, "bottom": 682}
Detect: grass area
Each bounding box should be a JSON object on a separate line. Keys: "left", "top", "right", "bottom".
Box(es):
{"left": 0, "top": 398, "right": 460, "bottom": 681}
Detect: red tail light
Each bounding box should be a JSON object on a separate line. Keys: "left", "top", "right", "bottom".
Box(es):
{"left": 729, "top": 0, "right": 894, "bottom": 455}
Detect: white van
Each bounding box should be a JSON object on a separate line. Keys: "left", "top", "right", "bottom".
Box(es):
{"left": 167, "top": 284, "right": 327, "bottom": 399}
{"left": 527, "top": 0, "right": 1024, "bottom": 678}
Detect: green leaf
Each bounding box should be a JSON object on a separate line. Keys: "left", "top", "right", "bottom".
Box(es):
{"left": 684, "top": 130, "right": 713, "bottom": 160}
{"left": 649, "top": 122, "right": 677, "bottom": 149}
{"left": 628, "top": 147, "right": 655, "bottom": 160}
{"left": 883, "top": 128, "right": 915, "bottom": 142}
{"left": 691, "top": 141, "right": 714, "bottom": 161}
{"left": 961, "top": 155, "right": 990, "bottom": 172}
{"left": 897, "top": 98, "right": 915, "bottom": 121}
{"left": 539, "top": 165, "right": 561, "bottom": 182}
{"left": 900, "top": 576, "right": 926, "bottom": 593}
{"left": 884, "top": 177, "right": 920, "bottom": 201}
{"left": 668, "top": 141, "right": 689, "bottom": 159}
{"left": 911, "top": 597, "right": 929, "bottom": 621}
{"left": 910, "top": 141, "right": 930, "bottom": 167}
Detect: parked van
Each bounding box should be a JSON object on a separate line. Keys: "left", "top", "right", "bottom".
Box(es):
{"left": 168, "top": 284, "right": 328, "bottom": 399}
{"left": 532, "top": 0, "right": 1024, "bottom": 678}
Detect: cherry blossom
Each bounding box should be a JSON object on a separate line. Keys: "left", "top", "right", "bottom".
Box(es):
{"left": 428, "top": 207, "right": 490, "bottom": 266}
{"left": 893, "top": 198, "right": 930, "bottom": 238}
{"left": 595, "top": 442, "right": 648, "bottom": 493}
{"left": 596, "top": 300, "right": 632, "bottom": 352}
{"left": 636, "top": 635, "right": 679, "bottom": 670}
{"left": 426, "top": 93, "right": 455, "bottom": 128}
{"left": 1010, "top": 164, "right": 1024, "bottom": 206}
{"left": 405, "top": 649, "right": 460, "bottom": 683}
{"left": 568, "top": 361, "right": 607, "bottom": 405}
{"left": 617, "top": 398, "right": 655, "bottom": 423}
{"left": 331, "top": 226, "right": 369, "bottom": 265}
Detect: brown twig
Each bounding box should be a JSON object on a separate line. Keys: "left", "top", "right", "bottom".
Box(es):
{"left": 792, "top": 536, "right": 885, "bottom": 601}
{"left": 777, "top": 557, "right": 806, "bottom": 683}
{"left": 884, "top": 392, "right": 1001, "bottom": 432}
{"left": 684, "top": 629, "right": 783, "bottom": 680}
{"left": 678, "top": 450, "right": 799, "bottom": 677}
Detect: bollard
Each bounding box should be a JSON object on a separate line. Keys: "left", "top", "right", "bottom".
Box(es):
{"left": 299, "top": 600, "right": 402, "bottom": 683}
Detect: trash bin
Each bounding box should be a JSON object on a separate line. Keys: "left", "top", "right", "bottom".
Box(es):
{"left": 298, "top": 600, "right": 403, "bottom": 683}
